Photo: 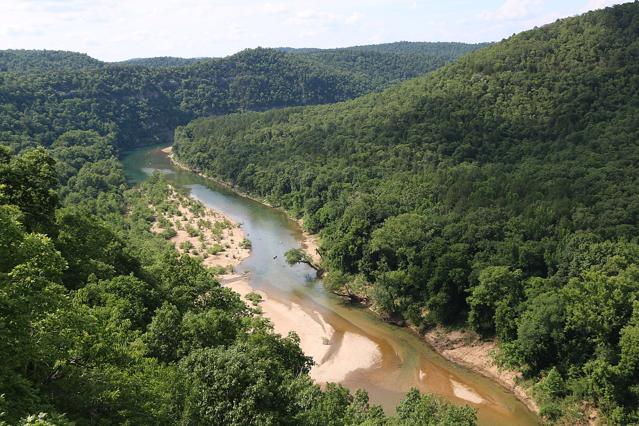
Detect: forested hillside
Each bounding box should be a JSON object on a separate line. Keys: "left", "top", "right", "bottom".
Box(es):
{"left": 281, "top": 42, "right": 488, "bottom": 86}
{"left": 0, "top": 138, "right": 477, "bottom": 425}
{"left": 345, "top": 41, "right": 491, "bottom": 56}
{"left": 174, "top": 3, "right": 639, "bottom": 423}
{"left": 0, "top": 50, "right": 102, "bottom": 72}
{"left": 0, "top": 49, "right": 368, "bottom": 151}
{"left": 0, "top": 43, "right": 480, "bottom": 151}
{"left": 115, "top": 56, "right": 207, "bottom": 68}
{"left": 281, "top": 41, "right": 489, "bottom": 57}
{"left": 288, "top": 50, "right": 467, "bottom": 88}
{"left": 0, "top": 35, "right": 487, "bottom": 426}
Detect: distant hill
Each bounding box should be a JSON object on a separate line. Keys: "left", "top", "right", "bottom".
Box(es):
{"left": 294, "top": 46, "right": 487, "bottom": 87}
{"left": 0, "top": 49, "right": 103, "bottom": 72}
{"left": 0, "top": 50, "right": 209, "bottom": 71}
{"left": 280, "top": 41, "right": 490, "bottom": 56}
{"left": 1, "top": 41, "right": 486, "bottom": 76}
{"left": 174, "top": 4, "right": 639, "bottom": 423}
{"left": 344, "top": 41, "right": 491, "bottom": 56}
{"left": 279, "top": 42, "right": 489, "bottom": 86}
{"left": 0, "top": 43, "right": 480, "bottom": 149}
{"left": 115, "top": 56, "right": 210, "bottom": 68}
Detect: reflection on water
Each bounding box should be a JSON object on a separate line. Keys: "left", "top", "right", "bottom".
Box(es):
{"left": 121, "top": 145, "right": 539, "bottom": 426}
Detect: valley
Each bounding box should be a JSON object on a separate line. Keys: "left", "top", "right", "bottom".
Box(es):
{"left": 122, "top": 144, "right": 539, "bottom": 425}
{"left": 1, "top": 2, "right": 638, "bottom": 425}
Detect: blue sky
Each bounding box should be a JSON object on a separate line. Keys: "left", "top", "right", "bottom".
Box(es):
{"left": 0, "top": 0, "right": 628, "bottom": 61}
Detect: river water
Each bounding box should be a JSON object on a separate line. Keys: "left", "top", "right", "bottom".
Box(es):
{"left": 122, "top": 145, "right": 539, "bottom": 426}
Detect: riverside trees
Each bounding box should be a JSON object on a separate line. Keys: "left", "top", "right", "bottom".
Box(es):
{"left": 0, "top": 138, "right": 477, "bottom": 424}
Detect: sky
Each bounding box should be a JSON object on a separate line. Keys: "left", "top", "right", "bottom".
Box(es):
{"left": 0, "top": 0, "right": 629, "bottom": 61}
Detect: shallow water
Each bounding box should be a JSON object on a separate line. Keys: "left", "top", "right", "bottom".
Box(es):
{"left": 122, "top": 145, "right": 539, "bottom": 426}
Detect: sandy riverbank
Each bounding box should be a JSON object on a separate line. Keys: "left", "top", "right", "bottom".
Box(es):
{"left": 166, "top": 145, "right": 324, "bottom": 270}
{"left": 423, "top": 326, "right": 539, "bottom": 414}
{"left": 148, "top": 182, "right": 250, "bottom": 271}
{"left": 221, "top": 275, "right": 381, "bottom": 383}
{"left": 300, "top": 228, "right": 322, "bottom": 266}
{"left": 162, "top": 148, "right": 382, "bottom": 381}
{"left": 162, "top": 145, "right": 540, "bottom": 416}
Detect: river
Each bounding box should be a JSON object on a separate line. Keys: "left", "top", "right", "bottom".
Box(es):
{"left": 122, "top": 145, "right": 539, "bottom": 426}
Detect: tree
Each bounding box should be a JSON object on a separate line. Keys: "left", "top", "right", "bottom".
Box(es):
{"left": 505, "top": 291, "right": 566, "bottom": 373}
{"left": 176, "top": 342, "right": 304, "bottom": 425}
{"left": 467, "top": 266, "right": 523, "bottom": 337}
{"left": 368, "top": 213, "right": 431, "bottom": 270}
{"left": 563, "top": 263, "right": 639, "bottom": 352}
{"left": 178, "top": 308, "right": 242, "bottom": 356}
{"left": 617, "top": 302, "right": 639, "bottom": 411}
{"left": 0, "top": 147, "right": 58, "bottom": 235}
{"left": 0, "top": 205, "right": 24, "bottom": 272}
{"left": 76, "top": 274, "right": 158, "bottom": 329}
{"left": 144, "top": 302, "right": 183, "bottom": 362}
{"left": 285, "top": 248, "right": 323, "bottom": 277}
{"left": 395, "top": 388, "right": 476, "bottom": 425}
{"left": 54, "top": 209, "right": 139, "bottom": 289}
{"left": 0, "top": 231, "right": 67, "bottom": 420}
{"left": 322, "top": 270, "right": 368, "bottom": 302}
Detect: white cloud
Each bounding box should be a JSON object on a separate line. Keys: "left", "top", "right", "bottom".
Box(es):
{"left": 288, "top": 10, "right": 361, "bottom": 27}
{"left": 582, "top": 0, "right": 622, "bottom": 12}
{"left": 345, "top": 12, "right": 362, "bottom": 25}
{"left": 479, "top": 0, "right": 545, "bottom": 21}
{"left": 285, "top": 9, "right": 362, "bottom": 38}
{"left": 257, "top": 2, "right": 289, "bottom": 14}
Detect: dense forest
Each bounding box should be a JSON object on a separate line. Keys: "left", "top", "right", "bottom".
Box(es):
{"left": 0, "top": 37, "right": 487, "bottom": 426}
{"left": 281, "top": 42, "right": 490, "bottom": 87}
{"left": 115, "top": 57, "right": 208, "bottom": 68}
{"left": 0, "top": 139, "right": 478, "bottom": 425}
{"left": 0, "top": 43, "right": 482, "bottom": 151}
{"left": 173, "top": 3, "right": 639, "bottom": 424}
{"left": 0, "top": 50, "right": 102, "bottom": 72}
{"left": 279, "top": 41, "right": 490, "bottom": 56}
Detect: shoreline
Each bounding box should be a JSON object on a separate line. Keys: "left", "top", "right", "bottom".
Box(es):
{"left": 163, "top": 146, "right": 277, "bottom": 208}
{"left": 165, "top": 146, "right": 324, "bottom": 267}
{"left": 421, "top": 326, "right": 539, "bottom": 414}
{"left": 220, "top": 275, "right": 381, "bottom": 384}
{"left": 147, "top": 156, "right": 251, "bottom": 272}
{"left": 163, "top": 147, "right": 382, "bottom": 384}
{"left": 162, "top": 145, "right": 540, "bottom": 418}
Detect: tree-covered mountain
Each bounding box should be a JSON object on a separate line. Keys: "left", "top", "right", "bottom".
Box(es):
{"left": 173, "top": 3, "right": 639, "bottom": 423}
{"left": 0, "top": 37, "right": 490, "bottom": 425}
{"left": 0, "top": 49, "right": 103, "bottom": 72}
{"left": 2, "top": 42, "right": 484, "bottom": 74}
{"left": 287, "top": 49, "right": 481, "bottom": 88}
{"left": 0, "top": 48, "right": 366, "bottom": 150}
{"left": 115, "top": 56, "right": 208, "bottom": 68}
{"left": 281, "top": 41, "right": 489, "bottom": 57}
{"left": 0, "top": 44, "right": 479, "bottom": 151}
{"left": 279, "top": 42, "right": 487, "bottom": 87}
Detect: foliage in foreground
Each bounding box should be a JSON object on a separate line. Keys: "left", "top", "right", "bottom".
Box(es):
{"left": 0, "top": 143, "right": 477, "bottom": 424}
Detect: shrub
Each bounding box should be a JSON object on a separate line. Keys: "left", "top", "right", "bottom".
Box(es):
{"left": 240, "top": 238, "right": 252, "bottom": 249}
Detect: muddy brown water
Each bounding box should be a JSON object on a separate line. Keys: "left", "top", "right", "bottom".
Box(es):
{"left": 122, "top": 145, "right": 539, "bottom": 425}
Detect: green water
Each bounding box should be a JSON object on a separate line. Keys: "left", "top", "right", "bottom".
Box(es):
{"left": 121, "top": 145, "right": 539, "bottom": 426}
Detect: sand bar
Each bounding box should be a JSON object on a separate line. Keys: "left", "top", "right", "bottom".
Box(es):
{"left": 223, "top": 276, "right": 381, "bottom": 383}
{"left": 149, "top": 185, "right": 250, "bottom": 271}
